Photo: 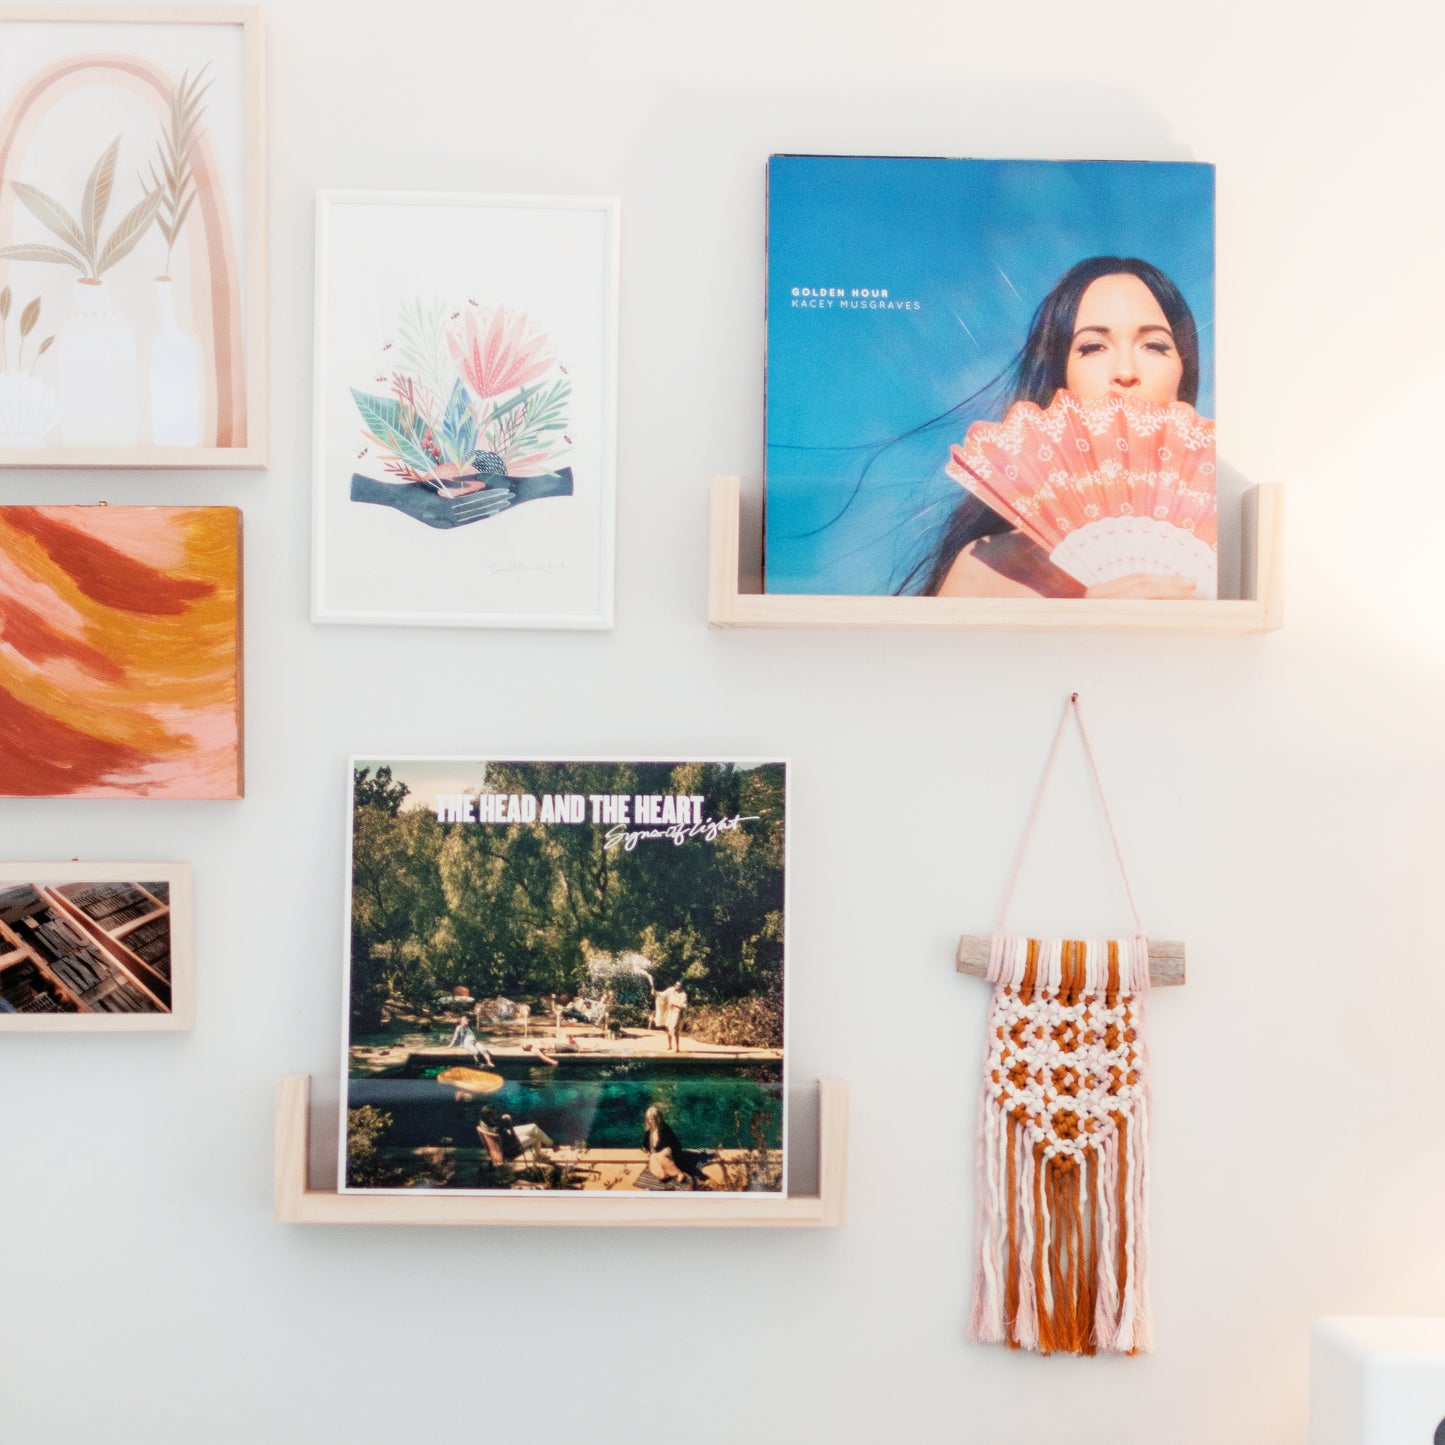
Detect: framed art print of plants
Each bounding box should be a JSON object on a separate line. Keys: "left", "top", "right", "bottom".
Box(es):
{"left": 0, "top": 6, "right": 266, "bottom": 468}
{"left": 311, "top": 191, "right": 620, "bottom": 629}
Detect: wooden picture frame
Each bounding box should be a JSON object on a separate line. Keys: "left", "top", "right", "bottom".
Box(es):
{"left": 0, "top": 5, "right": 266, "bottom": 468}
{"left": 0, "top": 862, "right": 194, "bottom": 1030}
{"left": 312, "top": 191, "right": 619, "bottom": 629}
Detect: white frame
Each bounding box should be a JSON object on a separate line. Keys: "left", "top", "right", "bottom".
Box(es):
{"left": 337, "top": 756, "right": 790, "bottom": 1198}
{"left": 0, "top": 5, "right": 268, "bottom": 469}
{"left": 311, "top": 191, "right": 620, "bottom": 630}
{"left": 0, "top": 861, "right": 194, "bottom": 1031}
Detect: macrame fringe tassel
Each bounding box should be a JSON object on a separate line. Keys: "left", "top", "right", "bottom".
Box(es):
{"left": 971, "top": 937, "right": 1153, "bottom": 1356}
{"left": 972, "top": 1104, "right": 1149, "bottom": 1355}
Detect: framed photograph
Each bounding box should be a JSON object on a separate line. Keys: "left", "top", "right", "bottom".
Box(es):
{"left": 312, "top": 191, "right": 619, "bottom": 629}
{"left": 765, "top": 156, "right": 1216, "bottom": 600}
{"left": 341, "top": 758, "right": 787, "bottom": 1196}
{"left": 0, "top": 862, "right": 193, "bottom": 1030}
{"left": 0, "top": 504, "right": 243, "bottom": 799}
{"left": 0, "top": 6, "right": 266, "bottom": 467}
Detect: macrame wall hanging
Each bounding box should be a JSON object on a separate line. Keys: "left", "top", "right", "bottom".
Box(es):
{"left": 956, "top": 694, "right": 1185, "bottom": 1357}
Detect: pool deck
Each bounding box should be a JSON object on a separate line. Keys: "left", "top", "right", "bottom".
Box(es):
{"left": 423, "top": 1144, "right": 783, "bottom": 1192}
{"left": 351, "top": 1026, "right": 782, "bottom": 1076}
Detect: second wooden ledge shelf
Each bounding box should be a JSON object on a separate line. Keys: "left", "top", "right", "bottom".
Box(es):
{"left": 274, "top": 1074, "right": 848, "bottom": 1228}
{"left": 707, "top": 474, "right": 1283, "bottom": 633}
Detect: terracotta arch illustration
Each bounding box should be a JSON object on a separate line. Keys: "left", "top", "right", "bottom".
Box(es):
{"left": 0, "top": 53, "right": 246, "bottom": 447}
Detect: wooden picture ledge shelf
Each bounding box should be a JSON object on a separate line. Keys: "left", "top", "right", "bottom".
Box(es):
{"left": 707, "top": 474, "right": 1284, "bottom": 633}
{"left": 274, "top": 1074, "right": 848, "bottom": 1228}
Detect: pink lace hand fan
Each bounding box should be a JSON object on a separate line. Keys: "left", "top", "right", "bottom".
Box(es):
{"left": 946, "top": 392, "right": 1217, "bottom": 598}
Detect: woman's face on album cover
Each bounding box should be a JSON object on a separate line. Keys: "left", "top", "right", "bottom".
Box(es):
{"left": 1064, "top": 272, "right": 1185, "bottom": 405}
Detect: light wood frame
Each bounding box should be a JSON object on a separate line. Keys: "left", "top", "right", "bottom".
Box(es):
{"left": 276, "top": 1074, "right": 847, "bottom": 1228}
{"left": 708, "top": 475, "right": 1284, "bottom": 633}
{"left": 0, "top": 5, "right": 267, "bottom": 468}
{"left": 0, "top": 862, "right": 194, "bottom": 1030}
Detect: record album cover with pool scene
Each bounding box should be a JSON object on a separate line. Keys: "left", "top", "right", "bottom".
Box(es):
{"left": 765, "top": 155, "right": 1217, "bottom": 601}
{"left": 341, "top": 757, "right": 788, "bottom": 1195}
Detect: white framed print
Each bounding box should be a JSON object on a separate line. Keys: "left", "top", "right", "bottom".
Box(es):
{"left": 0, "top": 6, "right": 267, "bottom": 468}
{"left": 311, "top": 191, "right": 619, "bottom": 629}
{"left": 0, "top": 862, "right": 194, "bottom": 1031}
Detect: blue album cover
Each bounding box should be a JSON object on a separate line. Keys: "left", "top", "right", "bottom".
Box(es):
{"left": 764, "top": 157, "right": 1216, "bottom": 598}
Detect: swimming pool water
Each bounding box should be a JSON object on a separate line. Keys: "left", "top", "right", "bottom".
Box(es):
{"left": 349, "top": 1059, "right": 783, "bottom": 1152}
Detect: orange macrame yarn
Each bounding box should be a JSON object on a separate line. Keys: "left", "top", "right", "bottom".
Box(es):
{"left": 972, "top": 936, "right": 1152, "bottom": 1356}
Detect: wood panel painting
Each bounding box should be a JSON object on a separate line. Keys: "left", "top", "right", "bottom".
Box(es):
{"left": 0, "top": 7, "right": 265, "bottom": 467}
{"left": 0, "top": 505, "right": 242, "bottom": 798}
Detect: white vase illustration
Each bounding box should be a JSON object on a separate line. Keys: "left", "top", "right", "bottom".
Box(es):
{"left": 149, "top": 277, "right": 202, "bottom": 447}
{"left": 0, "top": 372, "right": 61, "bottom": 446}
{"left": 56, "top": 277, "right": 138, "bottom": 448}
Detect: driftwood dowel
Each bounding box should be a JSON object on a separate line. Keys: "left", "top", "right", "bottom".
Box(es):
{"left": 955, "top": 936, "right": 1186, "bottom": 987}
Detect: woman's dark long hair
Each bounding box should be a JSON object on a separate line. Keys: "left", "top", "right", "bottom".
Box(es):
{"left": 898, "top": 256, "right": 1201, "bottom": 595}
{"left": 644, "top": 1107, "right": 682, "bottom": 1156}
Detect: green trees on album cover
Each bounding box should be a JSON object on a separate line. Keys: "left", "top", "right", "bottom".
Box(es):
{"left": 347, "top": 761, "right": 785, "bottom": 1037}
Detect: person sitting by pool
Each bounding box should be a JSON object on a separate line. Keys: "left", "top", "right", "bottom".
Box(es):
{"left": 447, "top": 1017, "right": 495, "bottom": 1068}
{"left": 497, "top": 1113, "right": 552, "bottom": 1161}
{"left": 478, "top": 1108, "right": 553, "bottom": 1166}
{"left": 642, "top": 1104, "right": 704, "bottom": 1189}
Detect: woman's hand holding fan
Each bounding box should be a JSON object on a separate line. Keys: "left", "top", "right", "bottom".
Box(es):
{"left": 946, "top": 390, "right": 1217, "bottom": 599}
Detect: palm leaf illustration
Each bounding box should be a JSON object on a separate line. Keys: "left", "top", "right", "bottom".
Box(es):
{"left": 81, "top": 137, "right": 119, "bottom": 261}
{"left": 148, "top": 65, "right": 211, "bottom": 275}
{"left": 3, "top": 135, "right": 161, "bottom": 279}
{"left": 12, "top": 181, "right": 91, "bottom": 268}
{"left": 95, "top": 187, "right": 162, "bottom": 275}
{"left": 395, "top": 297, "right": 453, "bottom": 404}
{"left": 0, "top": 241, "right": 89, "bottom": 270}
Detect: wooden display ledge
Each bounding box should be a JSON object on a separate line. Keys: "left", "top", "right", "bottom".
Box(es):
{"left": 274, "top": 1074, "right": 848, "bottom": 1228}
{"left": 707, "top": 475, "right": 1284, "bottom": 633}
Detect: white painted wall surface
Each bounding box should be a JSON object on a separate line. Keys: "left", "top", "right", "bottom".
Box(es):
{"left": 3, "top": 1, "right": 1443, "bottom": 1442}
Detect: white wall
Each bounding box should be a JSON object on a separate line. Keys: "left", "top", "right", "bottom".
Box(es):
{"left": 3, "top": 2, "right": 1444, "bottom": 1441}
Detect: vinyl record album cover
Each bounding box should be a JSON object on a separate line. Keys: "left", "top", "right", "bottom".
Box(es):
{"left": 341, "top": 758, "right": 787, "bottom": 1195}
{"left": 764, "top": 156, "right": 1216, "bottom": 600}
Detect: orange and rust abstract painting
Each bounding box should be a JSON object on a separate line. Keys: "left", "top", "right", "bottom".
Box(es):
{"left": 0, "top": 506, "right": 241, "bottom": 798}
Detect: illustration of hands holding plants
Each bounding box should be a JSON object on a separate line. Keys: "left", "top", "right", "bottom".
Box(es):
{"left": 350, "top": 299, "right": 573, "bottom": 498}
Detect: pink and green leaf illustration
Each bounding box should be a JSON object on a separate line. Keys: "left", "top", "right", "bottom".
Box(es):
{"left": 350, "top": 299, "right": 573, "bottom": 499}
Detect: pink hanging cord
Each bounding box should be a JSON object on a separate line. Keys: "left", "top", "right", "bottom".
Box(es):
{"left": 993, "top": 693, "right": 1146, "bottom": 940}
